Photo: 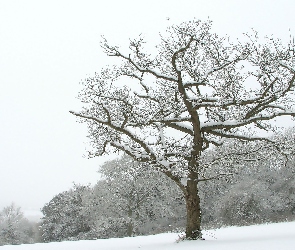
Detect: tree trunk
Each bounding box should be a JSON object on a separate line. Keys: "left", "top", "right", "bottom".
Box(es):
{"left": 127, "top": 203, "right": 133, "bottom": 237}
{"left": 185, "top": 178, "right": 202, "bottom": 240}
{"left": 127, "top": 221, "right": 133, "bottom": 237}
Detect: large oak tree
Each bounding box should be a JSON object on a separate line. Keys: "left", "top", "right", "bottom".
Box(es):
{"left": 71, "top": 20, "right": 295, "bottom": 239}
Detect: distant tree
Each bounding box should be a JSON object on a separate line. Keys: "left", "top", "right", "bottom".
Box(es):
{"left": 0, "top": 203, "right": 34, "bottom": 246}
{"left": 269, "top": 127, "right": 295, "bottom": 218}
{"left": 40, "top": 185, "right": 91, "bottom": 242}
{"left": 215, "top": 177, "right": 282, "bottom": 226}
{"left": 71, "top": 19, "right": 295, "bottom": 239}
{"left": 87, "top": 155, "right": 185, "bottom": 238}
{"left": 199, "top": 130, "right": 295, "bottom": 227}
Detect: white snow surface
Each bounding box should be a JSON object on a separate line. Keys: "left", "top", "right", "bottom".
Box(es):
{"left": 1, "top": 221, "right": 295, "bottom": 250}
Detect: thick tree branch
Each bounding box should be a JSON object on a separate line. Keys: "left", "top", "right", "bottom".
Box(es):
{"left": 207, "top": 129, "right": 275, "bottom": 142}
{"left": 163, "top": 170, "right": 186, "bottom": 194}
{"left": 201, "top": 111, "right": 295, "bottom": 132}
{"left": 164, "top": 122, "right": 194, "bottom": 135}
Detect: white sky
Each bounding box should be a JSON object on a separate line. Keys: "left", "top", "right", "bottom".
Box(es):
{"left": 1, "top": 0, "right": 295, "bottom": 216}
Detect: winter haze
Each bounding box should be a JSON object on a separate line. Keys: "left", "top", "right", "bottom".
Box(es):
{"left": 0, "top": 0, "right": 295, "bottom": 218}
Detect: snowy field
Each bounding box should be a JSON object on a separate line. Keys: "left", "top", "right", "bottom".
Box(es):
{"left": 1, "top": 221, "right": 294, "bottom": 250}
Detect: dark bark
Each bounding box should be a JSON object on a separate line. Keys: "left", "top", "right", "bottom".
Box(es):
{"left": 184, "top": 179, "right": 202, "bottom": 239}
{"left": 127, "top": 203, "right": 133, "bottom": 237}
{"left": 127, "top": 222, "right": 133, "bottom": 237}
{"left": 184, "top": 150, "right": 203, "bottom": 240}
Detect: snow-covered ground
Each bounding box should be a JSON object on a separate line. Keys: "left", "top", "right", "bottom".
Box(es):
{"left": 1, "top": 221, "right": 294, "bottom": 250}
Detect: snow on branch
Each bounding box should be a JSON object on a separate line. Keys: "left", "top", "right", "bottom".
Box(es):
{"left": 69, "top": 110, "right": 156, "bottom": 161}
{"left": 201, "top": 110, "right": 295, "bottom": 132}
{"left": 164, "top": 122, "right": 194, "bottom": 135}
{"left": 101, "top": 38, "right": 178, "bottom": 83}
{"left": 207, "top": 129, "right": 275, "bottom": 143}
{"left": 201, "top": 56, "right": 246, "bottom": 82}
{"left": 69, "top": 110, "right": 184, "bottom": 172}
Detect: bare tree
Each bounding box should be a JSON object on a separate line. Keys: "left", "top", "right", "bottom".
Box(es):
{"left": 70, "top": 20, "right": 295, "bottom": 239}
{"left": 95, "top": 154, "right": 184, "bottom": 237}
{"left": 0, "top": 204, "right": 34, "bottom": 245}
